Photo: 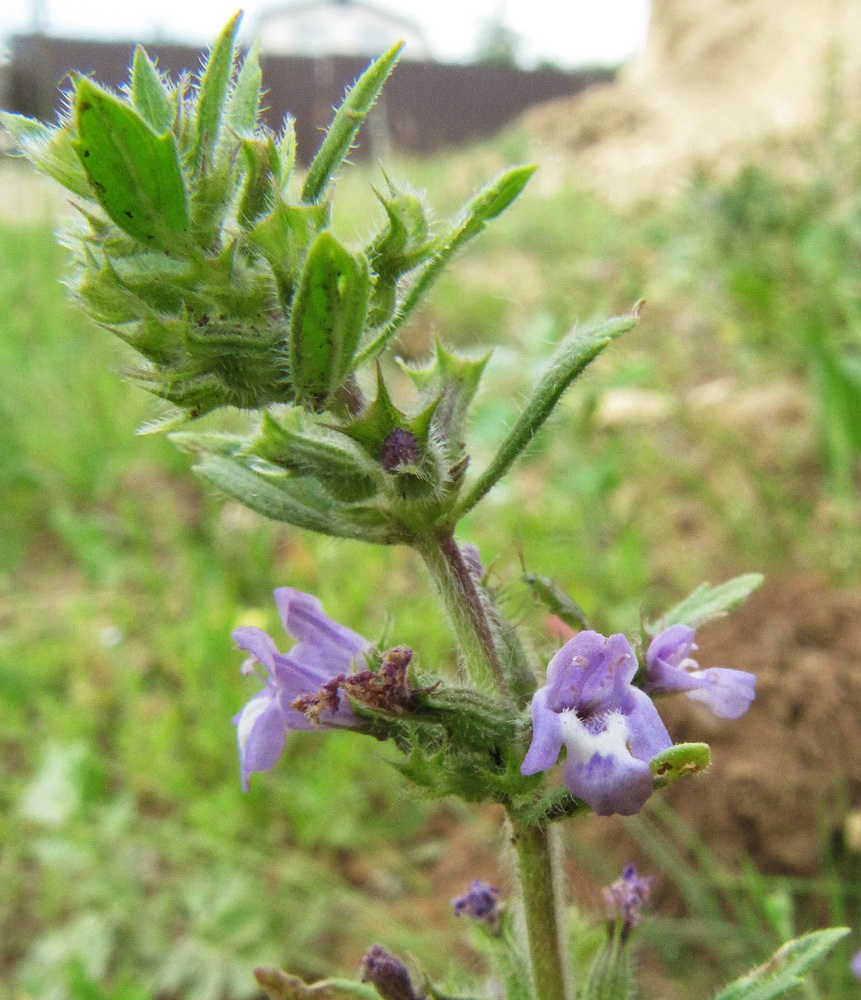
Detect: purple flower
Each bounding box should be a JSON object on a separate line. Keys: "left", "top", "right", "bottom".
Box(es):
{"left": 603, "top": 864, "right": 653, "bottom": 936}
{"left": 520, "top": 631, "right": 672, "bottom": 816}
{"left": 852, "top": 948, "right": 861, "bottom": 981}
{"left": 645, "top": 624, "right": 755, "bottom": 719}
{"left": 232, "top": 588, "right": 371, "bottom": 790}
{"left": 453, "top": 879, "right": 501, "bottom": 925}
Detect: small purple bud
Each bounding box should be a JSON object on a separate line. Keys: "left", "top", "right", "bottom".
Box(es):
{"left": 360, "top": 944, "right": 419, "bottom": 1000}
{"left": 380, "top": 428, "right": 420, "bottom": 471}
{"left": 852, "top": 948, "right": 861, "bottom": 981}
{"left": 603, "top": 864, "right": 653, "bottom": 941}
{"left": 453, "top": 879, "right": 502, "bottom": 926}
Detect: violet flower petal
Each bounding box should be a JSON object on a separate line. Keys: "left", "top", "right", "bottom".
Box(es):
{"left": 233, "top": 691, "right": 288, "bottom": 791}
{"left": 274, "top": 587, "right": 370, "bottom": 671}
{"left": 646, "top": 624, "right": 755, "bottom": 719}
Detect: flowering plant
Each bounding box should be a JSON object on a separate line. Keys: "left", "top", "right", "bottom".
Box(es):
{"left": 2, "top": 12, "right": 849, "bottom": 999}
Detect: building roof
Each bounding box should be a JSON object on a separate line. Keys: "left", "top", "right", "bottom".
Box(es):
{"left": 251, "top": 0, "right": 431, "bottom": 59}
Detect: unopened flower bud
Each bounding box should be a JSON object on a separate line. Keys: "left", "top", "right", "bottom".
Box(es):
{"left": 453, "top": 879, "right": 501, "bottom": 926}
{"left": 380, "top": 428, "right": 420, "bottom": 471}
{"left": 360, "top": 944, "right": 419, "bottom": 1000}
{"left": 603, "top": 864, "right": 653, "bottom": 941}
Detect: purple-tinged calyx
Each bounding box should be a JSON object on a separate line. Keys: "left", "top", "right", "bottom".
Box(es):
{"left": 603, "top": 864, "right": 653, "bottom": 941}
{"left": 520, "top": 630, "right": 672, "bottom": 816}
{"left": 232, "top": 588, "right": 372, "bottom": 790}
{"left": 453, "top": 879, "right": 502, "bottom": 926}
{"left": 645, "top": 624, "right": 755, "bottom": 719}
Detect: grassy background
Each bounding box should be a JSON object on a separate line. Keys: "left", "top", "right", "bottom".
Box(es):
{"left": 2, "top": 122, "right": 861, "bottom": 998}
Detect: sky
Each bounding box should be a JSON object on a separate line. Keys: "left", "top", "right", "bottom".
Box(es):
{"left": 1, "top": 0, "right": 651, "bottom": 70}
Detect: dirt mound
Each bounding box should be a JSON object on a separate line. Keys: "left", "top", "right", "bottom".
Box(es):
{"left": 525, "top": 0, "right": 861, "bottom": 204}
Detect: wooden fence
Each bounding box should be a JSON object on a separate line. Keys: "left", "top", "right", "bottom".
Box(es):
{"left": 5, "top": 34, "right": 613, "bottom": 162}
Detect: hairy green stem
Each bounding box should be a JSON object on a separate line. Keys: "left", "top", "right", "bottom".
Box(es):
{"left": 511, "top": 820, "right": 571, "bottom": 1000}
{"left": 417, "top": 530, "right": 509, "bottom": 697}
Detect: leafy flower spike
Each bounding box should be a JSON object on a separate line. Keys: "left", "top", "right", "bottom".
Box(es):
{"left": 232, "top": 588, "right": 371, "bottom": 789}
{"left": 520, "top": 631, "right": 672, "bottom": 816}
{"left": 645, "top": 624, "right": 755, "bottom": 719}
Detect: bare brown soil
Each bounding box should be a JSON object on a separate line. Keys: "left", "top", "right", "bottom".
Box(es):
{"left": 656, "top": 571, "right": 861, "bottom": 874}
{"left": 524, "top": 0, "right": 861, "bottom": 205}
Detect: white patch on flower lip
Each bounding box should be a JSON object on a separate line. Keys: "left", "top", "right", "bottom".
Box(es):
{"left": 558, "top": 708, "right": 631, "bottom": 764}
{"left": 236, "top": 694, "right": 273, "bottom": 754}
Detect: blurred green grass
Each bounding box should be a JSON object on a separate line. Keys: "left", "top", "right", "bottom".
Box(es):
{"left": 3, "top": 123, "right": 861, "bottom": 997}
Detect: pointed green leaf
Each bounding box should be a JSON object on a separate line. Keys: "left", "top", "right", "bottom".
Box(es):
{"left": 278, "top": 117, "right": 298, "bottom": 188}
{"left": 652, "top": 574, "right": 764, "bottom": 633}
{"left": 335, "top": 366, "right": 404, "bottom": 457}
{"left": 254, "top": 410, "right": 381, "bottom": 501}
{"left": 403, "top": 340, "right": 489, "bottom": 449}
{"left": 301, "top": 42, "right": 403, "bottom": 204}
{"left": 190, "top": 10, "right": 241, "bottom": 172}
{"left": 1, "top": 113, "right": 91, "bottom": 198}
{"left": 73, "top": 77, "right": 189, "bottom": 251}
{"left": 713, "top": 928, "right": 849, "bottom": 1000}
{"left": 455, "top": 312, "right": 639, "bottom": 517}
{"left": 355, "top": 165, "right": 536, "bottom": 363}
{"left": 130, "top": 46, "right": 175, "bottom": 133}
{"left": 192, "top": 453, "right": 395, "bottom": 543}
{"left": 237, "top": 136, "right": 278, "bottom": 228}
{"left": 523, "top": 573, "right": 590, "bottom": 631}
{"left": 247, "top": 200, "right": 328, "bottom": 304}
{"left": 227, "top": 43, "right": 263, "bottom": 136}
{"left": 289, "top": 230, "right": 370, "bottom": 408}
{"left": 366, "top": 185, "right": 434, "bottom": 326}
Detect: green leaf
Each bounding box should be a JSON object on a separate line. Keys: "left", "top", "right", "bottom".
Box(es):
{"left": 356, "top": 165, "right": 536, "bottom": 364}
{"left": 523, "top": 572, "right": 590, "bottom": 630}
{"left": 1, "top": 112, "right": 91, "bottom": 198}
{"left": 190, "top": 10, "right": 241, "bottom": 173}
{"left": 652, "top": 573, "right": 764, "bottom": 633}
{"left": 301, "top": 42, "right": 403, "bottom": 204}
{"left": 226, "top": 43, "right": 263, "bottom": 136}
{"left": 400, "top": 340, "right": 489, "bottom": 455}
{"left": 73, "top": 77, "right": 189, "bottom": 251}
{"left": 192, "top": 453, "right": 396, "bottom": 543}
{"left": 130, "top": 46, "right": 175, "bottom": 133}
{"left": 713, "top": 928, "right": 849, "bottom": 1000}
{"left": 289, "top": 230, "right": 370, "bottom": 409}
{"left": 278, "top": 118, "right": 298, "bottom": 187}
{"left": 237, "top": 136, "right": 279, "bottom": 228}
{"left": 366, "top": 183, "right": 434, "bottom": 326}
{"left": 247, "top": 200, "right": 329, "bottom": 305}
{"left": 455, "top": 311, "right": 639, "bottom": 518}
{"left": 253, "top": 410, "right": 381, "bottom": 502}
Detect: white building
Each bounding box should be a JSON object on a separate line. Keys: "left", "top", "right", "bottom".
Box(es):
{"left": 251, "top": 0, "right": 431, "bottom": 60}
